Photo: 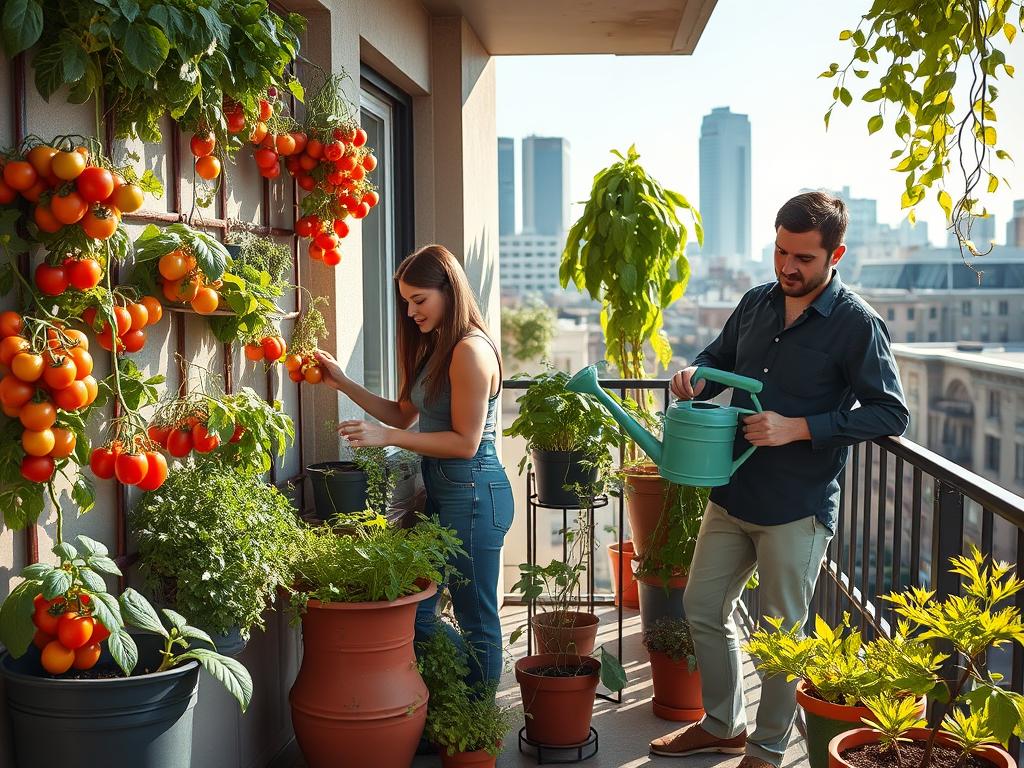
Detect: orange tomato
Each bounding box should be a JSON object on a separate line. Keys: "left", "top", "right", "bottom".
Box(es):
{"left": 51, "top": 151, "right": 87, "bottom": 181}
{"left": 33, "top": 204, "right": 62, "bottom": 233}
{"left": 67, "top": 347, "right": 93, "bottom": 378}
{"left": 20, "top": 399, "right": 57, "bottom": 430}
{"left": 41, "top": 640, "right": 75, "bottom": 675}
{"left": 110, "top": 182, "right": 144, "bottom": 213}
{"left": 42, "top": 352, "right": 77, "bottom": 390}
{"left": 0, "top": 335, "right": 30, "bottom": 366}
{"left": 244, "top": 343, "right": 264, "bottom": 361}
{"left": 81, "top": 375, "right": 98, "bottom": 405}
{"left": 53, "top": 380, "right": 89, "bottom": 411}
{"left": 27, "top": 145, "right": 58, "bottom": 177}
{"left": 0, "top": 374, "right": 35, "bottom": 408}
{"left": 195, "top": 155, "right": 221, "bottom": 180}
{"left": 0, "top": 311, "right": 23, "bottom": 338}
{"left": 158, "top": 250, "right": 189, "bottom": 281}
{"left": 80, "top": 205, "right": 118, "bottom": 239}
{"left": 22, "top": 428, "right": 56, "bottom": 457}
{"left": 72, "top": 643, "right": 101, "bottom": 671}
{"left": 126, "top": 302, "right": 149, "bottom": 330}
{"left": 140, "top": 296, "right": 163, "bottom": 324}
{"left": 11, "top": 352, "right": 44, "bottom": 382}
{"left": 190, "top": 287, "right": 219, "bottom": 315}
{"left": 304, "top": 366, "right": 323, "bottom": 384}
{"left": 48, "top": 428, "right": 77, "bottom": 458}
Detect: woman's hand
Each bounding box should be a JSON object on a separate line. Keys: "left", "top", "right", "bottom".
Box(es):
{"left": 315, "top": 349, "right": 348, "bottom": 389}
{"left": 338, "top": 420, "right": 393, "bottom": 448}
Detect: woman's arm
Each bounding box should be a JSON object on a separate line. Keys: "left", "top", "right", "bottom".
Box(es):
{"left": 315, "top": 350, "right": 419, "bottom": 429}
{"left": 338, "top": 337, "right": 496, "bottom": 459}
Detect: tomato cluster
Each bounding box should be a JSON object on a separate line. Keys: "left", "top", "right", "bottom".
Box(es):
{"left": 284, "top": 353, "right": 322, "bottom": 384}
{"left": 244, "top": 334, "right": 287, "bottom": 364}
{"left": 147, "top": 415, "right": 244, "bottom": 460}
{"left": 1, "top": 144, "right": 141, "bottom": 240}
{"left": 157, "top": 249, "right": 221, "bottom": 314}
{"left": 32, "top": 593, "right": 109, "bottom": 675}
{"left": 89, "top": 441, "right": 168, "bottom": 491}
{"left": 81, "top": 295, "right": 163, "bottom": 354}
{"left": 0, "top": 313, "right": 98, "bottom": 483}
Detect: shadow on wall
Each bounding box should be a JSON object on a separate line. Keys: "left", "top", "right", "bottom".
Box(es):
{"left": 463, "top": 227, "right": 497, "bottom": 330}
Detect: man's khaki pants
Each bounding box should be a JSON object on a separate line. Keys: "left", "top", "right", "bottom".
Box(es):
{"left": 683, "top": 502, "right": 832, "bottom": 767}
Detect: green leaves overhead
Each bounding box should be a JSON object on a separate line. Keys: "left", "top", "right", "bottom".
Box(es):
{"left": 560, "top": 145, "right": 700, "bottom": 380}
{"left": 821, "top": 1, "right": 1020, "bottom": 260}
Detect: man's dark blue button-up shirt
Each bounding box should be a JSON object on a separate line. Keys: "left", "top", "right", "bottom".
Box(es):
{"left": 691, "top": 271, "right": 909, "bottom": 531}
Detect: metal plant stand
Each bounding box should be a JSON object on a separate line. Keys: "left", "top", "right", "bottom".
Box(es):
{"left": 518, "top": 727, "right": 599, "bottom": 765}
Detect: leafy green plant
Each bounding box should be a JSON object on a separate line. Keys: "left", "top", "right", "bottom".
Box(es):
{"left": 417, "top": 625, "right": 514, "bottom": 757}
{"left": 821, "top": 1, "right": 1021, "bottom": 263}
{"left": 0, "top": 0, "right": 305, "bottom": 146}
{"left": 289, "top": 511, "right": 463, "bottom": 607}
{"left": 501, "top": 303, "right": 555, "bottom": 364}
{"left": 133, "top": 222, "right": 229, "bottom": 284}
{"left": 560, "top": 145, "right": 700, "bottom": 383}
{"left": 744, "top": 613, "right": 940, "bottom": 706}
{"left": 859, "top": 695, "right": 928, "bottom": 766}
{"left": 131, "top": 459, "right": 302, "bottom": 639}
{"left": 0, "top": 535, "right": 252, "bottom": 711}
{"left": 633, "top": 484, "right": 710, "bottom": 585}
{"left": 351, "top": 446, "right": 394, "bottom": 515}
{"left": 643, "top": 617, "right": 696, "bottom": 669}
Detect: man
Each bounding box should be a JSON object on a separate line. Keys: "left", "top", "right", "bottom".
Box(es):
{"left": 649, "top": 191, "right": 909, "bottom": 768}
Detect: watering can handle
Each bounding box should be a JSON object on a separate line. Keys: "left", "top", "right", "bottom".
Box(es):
{"left": 691, "top": 367, "right": 764, "bottom": 397}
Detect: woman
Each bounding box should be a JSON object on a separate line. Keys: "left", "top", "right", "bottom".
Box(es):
{"left": 315, "top": 244, "right": 513, "bottom": 686}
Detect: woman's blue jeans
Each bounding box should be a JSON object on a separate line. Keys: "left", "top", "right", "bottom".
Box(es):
{"left": 415, "top": 441, "right": 514, "bottom": 687}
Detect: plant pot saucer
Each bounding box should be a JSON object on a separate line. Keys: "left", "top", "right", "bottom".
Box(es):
{"left": 652, "top": 698, "right": 704, "bottom": 722}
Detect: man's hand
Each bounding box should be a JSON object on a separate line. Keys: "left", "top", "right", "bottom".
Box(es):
{"left": 670, "top": 366, "right": 707, "bottom": 400}
{"left": 338, "top": 420, "right": 393, "bottom": 448}
{"left": 741, "top": 412, "right": 810, "bottom": 447}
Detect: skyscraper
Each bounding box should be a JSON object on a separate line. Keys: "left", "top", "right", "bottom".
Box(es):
{"left": 498, "top": 137, "right": 515, "bottom": 237}
{"left": 522, "top": 136, "right": 570, "bottom": 236}
{"left": 699, "top": 107, "right": 751, "bottom": 269}
{"left": 1006, "top": 200, "right": 1024, "bottom": 247}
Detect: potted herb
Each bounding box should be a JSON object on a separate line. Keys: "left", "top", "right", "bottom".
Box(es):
{"left": 560, "top": 144, "right": 701, "bottom": 556}
{"left": 745, "top": 614, "right": 937, "bottom": 768}
{"left": 211, "top": 230, "right": 292, "bottom": 344}
{"left": 643, "top": 617, "right": 703, "bottom": 722}
{"left": 306, "top": 445, "right": 394, "bottom": 520}
{"left": 0, "top": 536, "right": 252, "bottom": 768}
{"left": 503, "top": 369, "right": 629, "bottom": 507}
{"left": 828, "top": 547, "right": 1024, "bottom": 768}
{"left": 418, "top": 625, "right": 515, "bottom": 767}
{"left": 131, "top": 458, "right": 303, "bottom": 656}
{"left": 288, "top": 511, "right": 462, "bottom": 768}
{"left": 634, "top": 484, "right": 709, "bottom": 628}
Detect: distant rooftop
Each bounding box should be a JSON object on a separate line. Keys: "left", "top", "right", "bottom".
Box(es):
{"left": 854, "top": 247, "right": 1024, "bottom": 292}
{"left": 892, "top": 342, "right": 1024, "bottom": 375}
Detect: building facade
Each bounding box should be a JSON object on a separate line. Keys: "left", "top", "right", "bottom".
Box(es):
{"left": 498, "top": 136, "right": 516, "bottom": 237}
{"left": 498, "top": 233, "right": 565, "bottom": 297}
{"left": 699, "top": 107, "right": 751, "bottom": 270}
{"left": 522, "top": 135, "right": 571, "bottom": 237}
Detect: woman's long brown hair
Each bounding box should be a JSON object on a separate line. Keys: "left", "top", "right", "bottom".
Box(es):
{"left": 395, "top": 245, "right": 501, "bottom": 404}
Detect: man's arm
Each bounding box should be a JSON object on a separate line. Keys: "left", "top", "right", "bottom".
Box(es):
{"left": 804, "top": 314, "right": 910, "bottom": 449}
{"left": 688, "top": 292, "right": 750, "bottom": 400}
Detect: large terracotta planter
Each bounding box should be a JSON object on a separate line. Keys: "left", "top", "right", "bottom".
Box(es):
{"left": 649, "top": 651, "right": 703, "bottom": 722}
{"left": 290, "top": 582, "right": 437, "bottom": 768}
{"left": 515, "top": 654, "right": 600, "bottom": 746}
{"left": 828, "top": 727, "right": 1014, "bottom": 768}
{"left": 441, "top": 747, "right": 499, "bottom": 768}
{"left": 531, "top": 611, "right": 599, "bottom": 656}
{"left": 797, "top": 680, "right": 926, "bottom": 768}
{"left": 623, "top": 467, "right": 676, "bottom": 558}
{"left": 607, "top": 542, "right": 639, "bottom": 608}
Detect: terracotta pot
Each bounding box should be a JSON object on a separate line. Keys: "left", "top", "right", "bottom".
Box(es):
{"left": 441, "top": 747, "right": 499, "bottom": 768}
{"left": 531, "top": 611, "right": 599, "bottom": 656}
{"left": 623, "top": 467, "right": 675, "bottom": 558}
{"left": 289, "top": 582, "right": 437, "bottom": 768}
{"left": 797, "top": 680, "right": 926, "bottom": 768}
{"left": 607, "top": 541, "right": 639, "bottom": 608}
{"left": 515, "top": 654, "right": 600, "bottom": 746}
{"left": 828, "top": 727, "right": 1014, "bottom": 768}
{"left": 649, "top": 650, "right": 703, "bottom": 722}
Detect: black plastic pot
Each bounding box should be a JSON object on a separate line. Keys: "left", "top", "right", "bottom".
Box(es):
{"left": 224, "top": 243, "right": 243, "bottom": 260}
{"left": 1, "top": 635, "right": 200, "bottom": 768}
{"left": 637, "top": 576, "right": 687, "bottom": 630}
{"left": 307, "top": 461, "right": 369, "bottom": 520}
{"left": 206, "top": 625, "right": 247, "bottom": 657}
{"left": 531, "top": 449, "right": 599, "bottom": 508}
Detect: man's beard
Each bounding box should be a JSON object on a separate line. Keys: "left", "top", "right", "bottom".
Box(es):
{"left": 777, "top": 267, "right": 828, "bottom": 297}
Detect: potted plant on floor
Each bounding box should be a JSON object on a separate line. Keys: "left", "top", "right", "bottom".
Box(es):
{"left": 604, "top": 524, "right": 639, "bottom": 609}
{"left": 828, "top": 547, "right": 1024, "bottom": 768}
{"left": 288, "top": 511, "right": 462, "bottom": 768}
{"left": 307, "top": 445, "right": 397, "bottom": 520}
{"left": 0, "top": 535, "right": 252, "bottom": 768}
{"left": 560, "top": 144, "right": 701, "bottom": 557}
{"left": 745, "top": 613, "right": 938, "bottom": 768}
{"left": 503, "top": 369, "right": 629, "bottom": 507}
{"left": 418, "top": 624, "right": 515, "bottom": 767}
{"left": 643, "top": 617, "right": 703, "bottom": 722}
{"left": 131, "top": 457, "right": 303, "bottom": 656}
{"left": 634, "top": 484, "right": 709, "bottom": 628}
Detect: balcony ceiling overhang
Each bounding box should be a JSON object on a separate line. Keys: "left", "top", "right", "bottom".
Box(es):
{"left": 420, "top": 0, "right": 717, "bottom": 55}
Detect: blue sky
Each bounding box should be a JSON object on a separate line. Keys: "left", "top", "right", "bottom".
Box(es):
{"left": 496, "top": 0, "right": 1024, "bottom": 253}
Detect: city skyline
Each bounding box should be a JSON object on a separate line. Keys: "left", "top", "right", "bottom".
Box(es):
{"left": 495, "top": 0, "right": 1024, "bottom": 253}
{"left": 521, "top": 135, "right": 571, "bottom": 236}
{"left": 699, "top": 107, "right": 751, "bottom": 267}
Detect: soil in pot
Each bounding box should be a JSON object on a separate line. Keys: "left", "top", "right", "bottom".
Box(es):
{"left": 515, "top": 654, "right": 600, "bottom": 746}
{"left": 532, "top": 448, "right": 599, "bottom": 508}
{"left": 830, "top": 728, "right": 1013, "bottom": 768}
{"left": 624, "top": 466, "right": 677, "bottom": 558}
{"left": 531, "top": 611, "right": 599, "bottom": 656}
{"left": 607, "top": 541, "right": 639, "bottom": 609}
{"left": 307, "top": 461, "right": 368, "bottom": 521}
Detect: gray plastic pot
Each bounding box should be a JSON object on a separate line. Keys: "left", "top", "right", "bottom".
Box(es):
{"left": 307, "top": 461, "right": 369, "bottom": 521}
{"left": 205, "top": 625, "right": 247, "bottom": 657}
{"left": 637, "top": 574, "right": 688, "bottom": 630}
{"left": 1, "top": 635, "right": 200, "bottom": 768}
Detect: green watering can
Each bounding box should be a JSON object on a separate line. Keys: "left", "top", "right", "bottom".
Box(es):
{"left": 565, "top": 365, "right": 765, "bottom": 487}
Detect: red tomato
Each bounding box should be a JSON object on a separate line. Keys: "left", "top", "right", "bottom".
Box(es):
{"left": 363, "top": 190, "right": 380, "bottom": 208}
{"left": 0, "top": 310, "right": 22, "bottom": 338}
{"left": 72, "top": 643, "right": 101, "bottom": 670}
{"left": 0, "top": 179, "right": 16, "bottom": 204}
{"left": 114, "top": 452, "right": 148, "bottom": 485}
{"left": 33, "top": 629, "right": 54, "bottom": 650}
{"left": 191, "top": 423, "right": 221, "bottom": 453}
{"left": 166, "top": 428, "right": 194, "bottom": 458}
{"left": 305, "top": 139, "right": 323, "bottom": 159}
{"left": 81, "top": 205, "right": 118, "bottom": 239}
{"left": 66, "top": 258, "right": 103, "bottom": 291}
{"left": 51, "top": 191, "right": 88, "bottom": 225}
{"left": 147, "top": 424, "right": 171, "bottom": 446}
{"left": 244, "top": 343, "right": 264, "bottom": 361}
{"left": 53, "top": 380, "right": 89, "bottom": 411}
{"left": 120, "top": 329, "right": 146, "bottom": 353}
{"left": 295, "top": 216, "right": 317, "bottom": 237}
{"left": 35, "top": 263, "right": 68, "bottom": 296}
{"left": 135, "top": 451, "right": 168, "bottom": 491}
{"left": 288, "top": 369, "right": 304, "bottom": 382}
{"left": 90, "top": 622, "right": 110, "bottom": 643}
{"left": 42, "top": 352, "right": 77, "bottom": 390}
{"left": 322, "top": 249, "right": 341, "bottom": 266}
{"left": 190, "top": 132, "right": 216, "bottom": 157}
{"left": 261, "top": 336, "right": 285, "bottom": 361}
{"left": 21, "top": 455, "right": 55, "bottom": 483}
{"left": 89, "top": 447, "right": 116, "bottom": 479}
{"left": 3, "top": 160, "right": 37, "bottom": 191}
{"left": 76, "top": 166, "right": 115, "bottom": 203}
{"left": 352, "top": 128, "right": 368, "bottom": 147}
{"left": 314, "top": 232, "right": 339, "bottom": 251}
{"left": 112, "top": 306, "right": 132, "bottom": 337}
{"left": 57, "top": 611, "right": 94, "bottom": 650}
{"left": 229, "top": 424, "right": 245, "bottom": 443}
{"left": 254, "top": 148, "right": 278, "bottom": 169}
{"left": 362, "top": 153, "right": 378, "bottom": 171}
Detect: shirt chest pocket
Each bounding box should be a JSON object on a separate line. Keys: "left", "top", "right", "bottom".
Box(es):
{"left": 773, "top": 343, "right": 841, "bottom": 402}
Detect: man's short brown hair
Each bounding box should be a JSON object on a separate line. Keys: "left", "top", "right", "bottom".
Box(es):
{"left": 775, "top": 192, "right": 848, "bottom": 254}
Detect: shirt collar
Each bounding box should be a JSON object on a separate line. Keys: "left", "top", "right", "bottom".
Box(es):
{"left": 768, "top": 269, "right": 843, "bottom": 317}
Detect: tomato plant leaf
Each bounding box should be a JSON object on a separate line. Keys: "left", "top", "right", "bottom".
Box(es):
{"left": 79, "top": 567, "right": 107, "bottom": 594}
{"left": 176, "top": 648, "right": 253, "bottom": 712}
{"left": 76, "top": 534, "right": 108, "bottom": 558}
{"left": 181, "top": 625, "right": 215, "bottom": 648}
{"left": 42, "top": 568, "right": 72, "bottom": 599}
{"left": 119, "top": 587, "right": 168, "bottom": 637}
{"left": 19, "top": 563, "right": 53, "bottom": 580}
{"left": 123, "top": 22, "right": 170, "bottom": 75}
{"left": 53, "top": 541, "right": 78, "bottom": 561}
{"left": 107, "top": 627, "right": 139, "bottom": 676}
{"left": 0, "top": 580, "right": 42, "bottom": 657}
{"left": 88, "top": 589, "right": 123, "bottom": 630}
{"left": 87, "top": 555, "right": 122, "bottom": 576}
{"left": 1, "top": 0, "right": 43, "bottom": 55}
{"left": 190, "top": 231, "right": 229, "bottom": 281}
{"left": 72, "top": 473, "right": 95, "bottom": 515}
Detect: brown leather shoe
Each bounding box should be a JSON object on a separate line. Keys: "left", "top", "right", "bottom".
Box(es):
{"left": 649, "top": 723, "right": 747, "bottom": 757}
{"left": 736, "top": 757, "right": 776, "bottom": 768}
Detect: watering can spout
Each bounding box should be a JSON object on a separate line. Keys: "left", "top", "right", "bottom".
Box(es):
{"left": 565, "top": 366, "right": 663, "bottom": 465}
